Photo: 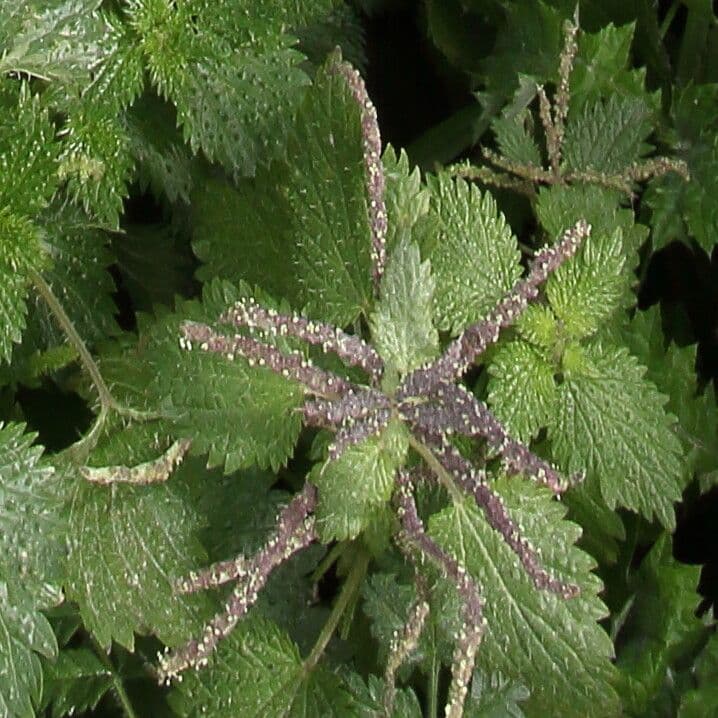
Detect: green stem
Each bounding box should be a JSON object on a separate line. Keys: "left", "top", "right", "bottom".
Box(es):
{"left": 303, "top": 547, "right": 370, "bottom": 674}
{"left": 310, "top": 541, "right": 347, "bottom": 585}
{"left": 89, "top": 637, "right": 138, "bottom": 718}
{"left": 31, "top": 269, "right": 116, "bottom": 411}
{"left": 428, "top": 652, "right": 440, "bottom": 718}
{"left": 407, "top": 434, "right": 464, "bottom": 504}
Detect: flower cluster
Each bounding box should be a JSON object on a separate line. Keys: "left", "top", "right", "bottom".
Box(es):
{"left": 159, "top": 54, "right": 591, "bottom": 718}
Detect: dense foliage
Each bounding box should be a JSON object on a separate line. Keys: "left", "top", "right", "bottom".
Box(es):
{"left": 1, "top": 1, "right": 717, "bottom": 716}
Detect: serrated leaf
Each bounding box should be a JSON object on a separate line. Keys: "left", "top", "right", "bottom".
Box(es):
{"left": 58, "top": 108, "right": 133, "bottom": 228}
{"left": 646, "top": 85, "right": 718, "bottom": 251}
{"left": 128, "top": 93, "right": 195, "bottom": 205}
{"left": 479, "top": 0, "right": 563, "bottom": 100}
{"left": 0, "top": 84, "right": 59, "bottom": 215}
{"left": 297, "top": 4, "right": 367, "bottom": 74}
{"left": 570, "top": 22, "right": 648, "bottom": 111}
{"left": 370, "top": 240, "right": 438, "bottom": 375}
{"left": 678, "top": 632, "right": 718, "bottom": 717}
{"left": 416, "top": 175, "right": 522, "bottom": 334}
{"left": 382, "top": 145, "right": 430, "bottom": 254}
{"left": 0, "top": 582, "right": 57, "bottom": 718}
{"left": 284, "top": 59, "right": 374, "bottom": 323}
{"left": 343, "top": 672, "right": 422, "bottom": 718}
{"left": 0, "top": 0, "right": 107, "bottom": 86}
{"left": 465, "top": 671, "right": 529, "bottom": 718}
{"left": 514, "top": 304, "right": 559, "bottom": 350}
{"left": 563, "top": 95, "right": 655, "bottom": 175}
{"left": 40, "top": 648, "right": 112, "bottom": 718}
{"left": 547, "top": 227, "right": 626, "bottom": 338}
{"left": 548, "top": 342, "right": 683, "bottom": 528}
{"left": 168, "top": 615, "right": 360, "bottom": 718}
{"left": 610, "top": 305, "right": 718, "bottom": 480}
{"left": 311, "top": 419, "right": 408, "bottom": 541}
{"left": 536, "top": 184, "right": 645, "bottom": 334}
{"left": 0, "top": 422, "right": 64, "bottom": 717}
{"left": 134, "top": 0, "right": 329, "bottom": 178}
{"left": 491, "top": 111, "right": 542, "bottom": 167}
{"left": 487, "top": 340, "right": 557, "bottom": 442}
{"left": 64, "top": 469, "right": 213, "bottom": 651}
{"left": 429, "top": 477, "right": 618, "bottom": 717}
{"left": 192, "top": 61, "right": 373, "bottom": 325}
{"left": 616, "top": 535, "right": 706, "bottom": 716}
{"left": 0, "top": 209, "right": 46, "bottom": 362}
{"left": 36, "top": 204, "right": 117, "bottom": 344}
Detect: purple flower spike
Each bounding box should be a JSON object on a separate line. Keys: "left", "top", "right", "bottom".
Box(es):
{"left": 159, "top": 485, "right": 318, "bottom": 680}
{"left": 395, "top": 472, "right": 484, "bottom": 718}
{"left": 222, "top": 298, "right": 384, "bottom": 383}
{"left": 328, "top": 407, "right": 392, "bottom": 462}
{"left": 302, "top": 388, "right": 390, "bottom": 428}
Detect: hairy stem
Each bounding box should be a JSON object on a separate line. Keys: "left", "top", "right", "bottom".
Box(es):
{"left": 303, "top": 546, "right": 370, "bottom": 673}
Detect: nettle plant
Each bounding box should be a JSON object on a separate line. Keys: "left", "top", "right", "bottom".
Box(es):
{"left": 1, "top": 2, "right": 715, "bottom": 718}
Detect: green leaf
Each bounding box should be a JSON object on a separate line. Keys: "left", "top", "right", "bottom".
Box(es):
{"left": 479, "top": 0, "right": 563, "bottom": 100}
{"left": 610, "top": 305, "right": 718, "bottom": 480}
{"left": 0, "top": 582, "right": 58, "bottom": 718}
{"left": 678, "top": 633, "right": 718, "bottom": 717}
{"left": 570, "top": 22, "right": 648, "bottom": 111}
{"left": 192, "top": 60, "right": 374, "bottom": 325}
{"left": 0, "top": 209, "right": 46, "bottom": 362}
{"left": 134, "top": 0, "right": 336, "bottom": 178}
{"left": 36, "top": 204, "right": 117, "bottom": 344}
{"left": 64, "top": 466, "right": 213, "bottom": 651}
{"left": 465, "top": 671, "right": 529, "bottom": 718}
{"left": 58, "top": 108, "right": 133, "bottom": 228}
{"left": 382, "top": 145, "right": 431, "bottom": 254}
{"left": 128, "top": 93, "right": 195, "bottom": 205}
{"left": 487, "top": 340, "right": 557, "bottom": 442}
{"left": 0, "top": 1, "right": 107, "bottom": 86}
{"left": 168, "top": 615, "right": 361, "bottom": 718}
{"left": 616, "top": 535, "right": 706, "bottom": 716}
{"left": 343, "top": 672, "right": 423, "bottom": 718}
{"left": 491, "top": 110, "right": 542, "bottom": 167}
{"left": 416, "top": 175, "right": 522, "bottom": 334}
{"left": 311, "top": 419, "right": 408, "bottom": 541}
{"left": 40, "top": 648, "right": 112, "bottom": 718}
{"left": 646, "top": 85, "right": 717, "bottom": 251}
{"left": 370, "top": 240, "right": 438, "bottom": 375}
{"left": 547, "top": 227, "right": 626, "bottom": 339}
{"left": 563, "top": 95, "right": 655, "bottom": 174}
{"left": 548, "top": 342, "right": 683, "bottom": 528}
{"left": 0, "top": 85, "right": 59, "bottom": 215}
{"left": 283, "top": 58, "right": 374, "bottom": 323}
{"left": 0, "top": 422, "right": 64, "bottom": 717}
{"left": 429, "top": 477, "right": 619, "bottom": 717}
